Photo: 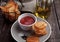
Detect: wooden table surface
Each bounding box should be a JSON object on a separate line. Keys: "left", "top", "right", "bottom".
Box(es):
{"left": 0, "top": 0, "right": 60, "bottom": 42}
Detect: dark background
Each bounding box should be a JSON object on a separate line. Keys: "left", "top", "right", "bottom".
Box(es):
{"left": 0, "top": 0, "right": 60, "bottom": 42}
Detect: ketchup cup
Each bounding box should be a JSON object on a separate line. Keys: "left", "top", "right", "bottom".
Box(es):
{"left": 18, "top": 13, "right": 37, "bottom": 30}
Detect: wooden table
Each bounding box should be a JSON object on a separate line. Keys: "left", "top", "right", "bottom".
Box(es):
{"left": 0, "top": 0, "right": 60, "bottom": 42}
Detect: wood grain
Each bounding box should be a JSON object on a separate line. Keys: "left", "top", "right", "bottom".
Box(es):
{"left": 54, "top": 0, "right": 60, "bottom": 30}
{"left": 46, "top": 2, "right": 60, "bottom": 42}
{"left": 0, "top": 0, "right": 60, "bottom": 42}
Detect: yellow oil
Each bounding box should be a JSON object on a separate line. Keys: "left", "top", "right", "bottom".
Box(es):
{"left": 34, "top": 0, "right": 51, "bottom": 19}
{"left": 34, "top": 6, "right": 51, "bottom": 19}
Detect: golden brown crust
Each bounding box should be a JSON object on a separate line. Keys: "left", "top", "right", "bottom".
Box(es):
{"left": 0, "top": 0, "right": 21, "bottom": 21}
{"left": 35, "top": 28, "right": 47, "bottom": 35}
{"left": 32, "top": 21, "right": 47, "bottom": 36}
{"left": 34, "top": 21, "right": 47, "bottom": 30}
{"left": 26, "top": 36, "right": 39, "bottom": 42}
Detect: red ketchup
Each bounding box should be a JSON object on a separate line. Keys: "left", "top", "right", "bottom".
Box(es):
{"left": 20, "top": 16, "right": 35, "bottom": 25}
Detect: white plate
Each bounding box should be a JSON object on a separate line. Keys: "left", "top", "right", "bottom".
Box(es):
{"left": 11, "top": 17, "right": 51, "bottom": 42}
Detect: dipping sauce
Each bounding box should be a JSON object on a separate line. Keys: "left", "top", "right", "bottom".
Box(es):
{"left": 20, "top": 16, "right": 35, "bottom": 25}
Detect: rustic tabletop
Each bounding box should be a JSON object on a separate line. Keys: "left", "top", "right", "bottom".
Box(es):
{"left": 0, "top": 0, "right": 60, "bottom": 42}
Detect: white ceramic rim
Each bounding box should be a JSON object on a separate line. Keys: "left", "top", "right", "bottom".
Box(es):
{"left": 17, "top": 13, "right": 37, "bottom": 27}
{"left": 11, "top": 21, "right": 19, "bottom": 42}
{"left": 11, "top": 17, "right": 52, "bottom": 42}
{"left": 41, "top": 18, "right": 52, "bottom": 42}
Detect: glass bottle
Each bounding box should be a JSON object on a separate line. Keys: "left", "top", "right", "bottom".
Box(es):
{"left": 34, "top": 0, "right": 53, "bottom": 19}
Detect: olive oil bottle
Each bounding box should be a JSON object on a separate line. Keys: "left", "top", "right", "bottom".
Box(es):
{"left": 34, "top": 0, "right": 51, "bottom": 19}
